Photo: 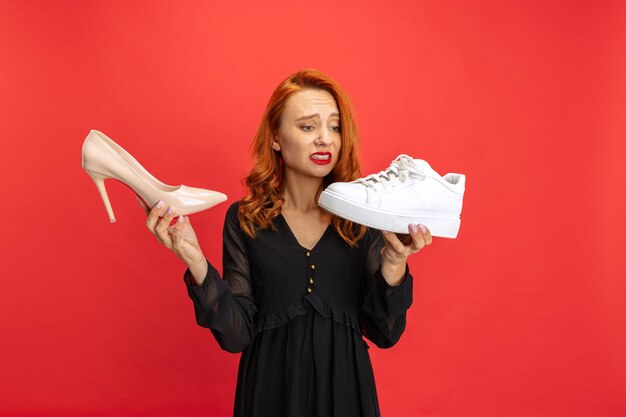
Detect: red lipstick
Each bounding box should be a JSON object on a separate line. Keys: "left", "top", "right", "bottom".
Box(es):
{"left": 310, "top": 152, "right": 332, "bottom": 165}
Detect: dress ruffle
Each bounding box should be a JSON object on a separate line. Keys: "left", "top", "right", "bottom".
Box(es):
{"left": 254, "top": 293, "right": 362, "bottom": 335}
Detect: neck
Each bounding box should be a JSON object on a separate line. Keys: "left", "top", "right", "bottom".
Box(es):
{"left": 279, "top": 167, "right": 324, "bottom": 212}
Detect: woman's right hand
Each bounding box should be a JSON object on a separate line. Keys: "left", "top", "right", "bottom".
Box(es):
{"left": 138, "top": 197, "right": 206, "bottom": 270}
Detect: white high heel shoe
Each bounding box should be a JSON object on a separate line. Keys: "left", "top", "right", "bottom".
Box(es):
{"left": 82, "top": 130, "right": 227, "bottom": 223}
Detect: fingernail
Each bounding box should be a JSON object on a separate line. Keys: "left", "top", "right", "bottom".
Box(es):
{"left": 178, "top": 215, "right": 184, "bottom": 224}
{"left": 409, "top": 224, "right": 418, "bottom": 233}
{"left": 156, "top": 200, "right": 163, "bottom": 208}
{"left": 167, "top": 206, "right": 174, "bottom": 215}
{"left": 419, "top": 224, "right": 427, "bottom": 233}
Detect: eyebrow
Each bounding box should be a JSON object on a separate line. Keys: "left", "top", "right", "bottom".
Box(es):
{"left": 295, "top": 112, "right": 340, "bottom": 121}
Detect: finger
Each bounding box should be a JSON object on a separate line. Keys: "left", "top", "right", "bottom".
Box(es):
{"left": 168, "top": 214, "right": 191, "bottom": 235}
{"left": 155, "top": 206, "right": 176, "bottom": 247}
{"left": 146, "top": 200, "right": 165, "bottom": 233}
{"left": 396, "top": 232, "right": 413, "bottom": 246}
{"left": 409, "top": 224, "right": 426, "bottom": 252}
{"left": 171, "top": 215, "right": 185, "bottom": 250}
{"left": 418, "top": 224, "right": 433, "bottom": 245}
{"left": 381, "top": 230, "right": 406, "bottom": 254}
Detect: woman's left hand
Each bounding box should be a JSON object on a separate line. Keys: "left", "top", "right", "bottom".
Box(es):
{"left": 380, "top": 223, "right": 432, "bottom": 286}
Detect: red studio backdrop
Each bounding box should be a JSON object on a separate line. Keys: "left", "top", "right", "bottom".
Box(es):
{"left": 1, "top": 1, "right": 625, "bottom": 416}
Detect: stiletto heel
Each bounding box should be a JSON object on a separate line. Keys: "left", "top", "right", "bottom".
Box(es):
{"left": 82, "top": 130, "right": 227, "bottom": 222}
{"left": 85, "top": 169, "right": 117, "bottom": 223}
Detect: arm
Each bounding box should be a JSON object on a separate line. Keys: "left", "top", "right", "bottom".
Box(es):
{"left": 183, "top": 203, "right": 257, "bottom": 353}
{"left": 361, "top": 223, "right": 433, "bottom": 348}
{"left": 360, "top": 228, "right": 414, "bottom": 348}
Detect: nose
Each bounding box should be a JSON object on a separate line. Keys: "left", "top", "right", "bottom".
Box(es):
{"left": 316, "top": 127, "right": 333, "bottom": 146}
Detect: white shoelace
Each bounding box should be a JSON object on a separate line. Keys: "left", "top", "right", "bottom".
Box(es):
{"left": 357, "top": 154, "right": 426, "bottom": 191}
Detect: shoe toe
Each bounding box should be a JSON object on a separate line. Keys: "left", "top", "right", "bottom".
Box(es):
{"left": 175, "top": 185, "right": 228, "bottom": 214}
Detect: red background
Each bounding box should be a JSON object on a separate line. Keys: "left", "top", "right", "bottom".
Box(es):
{"left": 1, "top": 1, "right": 625, "bottom": 416}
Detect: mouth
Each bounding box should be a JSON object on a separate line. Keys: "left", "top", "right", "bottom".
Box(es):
{"left": 310, "top": 152, "right": 332, "bottom": 165}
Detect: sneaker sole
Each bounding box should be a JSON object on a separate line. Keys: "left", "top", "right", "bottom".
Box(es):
{"left": 318, "top": 189, "right": 461, "bottom": 238}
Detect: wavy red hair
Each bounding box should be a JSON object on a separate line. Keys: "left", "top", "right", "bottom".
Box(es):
{"left": 238, "top": 68, "right": 366, "bottom": 246}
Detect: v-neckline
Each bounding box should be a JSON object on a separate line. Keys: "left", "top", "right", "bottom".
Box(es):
{"left": 279, "top": 213, "right": 332, "bottom": 252}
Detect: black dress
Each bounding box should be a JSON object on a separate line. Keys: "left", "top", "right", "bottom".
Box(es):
{"left": 183, "top": 202, "right": 413, "bottom": 417}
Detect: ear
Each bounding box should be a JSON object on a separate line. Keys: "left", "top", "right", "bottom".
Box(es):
{"left": 272, "top": 138, "right": 281, "bottom": 151}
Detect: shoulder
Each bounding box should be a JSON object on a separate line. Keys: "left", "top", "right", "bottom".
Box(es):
{"left": 223, "top": 200, "right": 243, "bottom": 233}
{"left": 225, "top": 200, "right": 241, "bottom": 220}
{"left": 347, "top": 225, "right": 383, "bottom": 251}
{"left": 361, "top": 227, "right": 384, "bottom": 252}
{"left": 365, "top": 226, "right": 382, "bottom": 240}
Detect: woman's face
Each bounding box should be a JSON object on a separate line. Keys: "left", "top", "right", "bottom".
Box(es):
{"left": 273, "top": 88, "right": 342, "bottom": 180}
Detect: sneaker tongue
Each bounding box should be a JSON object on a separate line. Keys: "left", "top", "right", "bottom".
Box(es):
{"left": 396, "top": 155, "right": 431, "bottom": 175}
{"left": 363, "top": 155, "right": 430, "bottom": 186}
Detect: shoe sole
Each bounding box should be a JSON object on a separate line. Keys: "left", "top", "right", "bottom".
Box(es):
{"left": 318, "top": 189, "right": 460, "bottom": 238}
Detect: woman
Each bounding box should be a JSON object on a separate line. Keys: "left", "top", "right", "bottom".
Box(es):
{"left": 141, "top": 69, "right": 432, "bottom": 416}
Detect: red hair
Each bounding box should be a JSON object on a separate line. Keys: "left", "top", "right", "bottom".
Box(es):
{"left": 238, "top": 68, "right": 366, "bottom": 246}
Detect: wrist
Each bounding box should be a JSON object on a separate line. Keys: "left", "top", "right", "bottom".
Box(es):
{"left": 188, "top": 256, "right": 207, "bottom": 269}
{"left": 187, "top": 256, "right": 208, "bottom": 286}
{"left": 380, "top": 259, "right": 407, "bottom": 287}
{"left": 381, "top": 248, "right": 407, "bottom": 267}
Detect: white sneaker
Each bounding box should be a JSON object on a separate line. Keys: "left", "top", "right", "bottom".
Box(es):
{"left": 318, "top": 155, "right": 465, "bottom": 238}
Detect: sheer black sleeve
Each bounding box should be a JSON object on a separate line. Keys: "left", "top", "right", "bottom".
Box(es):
{"left": 183, "top": 203, "right": 257, "bottom": 353}
{"left": 360, "top": 228, "right": 414, "bottom": 348}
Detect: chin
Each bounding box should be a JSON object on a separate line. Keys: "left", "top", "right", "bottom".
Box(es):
{"left": 313, "top": 165, "right": 335, "bottom": 177}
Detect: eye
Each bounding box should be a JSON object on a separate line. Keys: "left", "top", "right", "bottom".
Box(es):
{"left": 300, "top": 125, "right": 315, "bottom": 132}
{"left": 331, "top": 125, "right": 341, "bottom": 132}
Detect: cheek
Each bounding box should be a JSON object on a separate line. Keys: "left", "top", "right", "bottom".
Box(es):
{"left": 279, "top": 137, "right": 309, "bottom": 163}
{"left": 334, "top": 134, "right": 342, "bottom": 152}
{"left": 277, "top": 131, "right": 296, "bottom": 153}
{"left": 282, "top": 139, "right": 305, "bottom": 156}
